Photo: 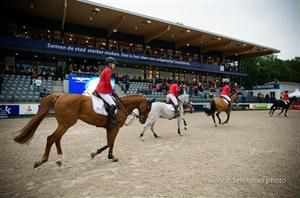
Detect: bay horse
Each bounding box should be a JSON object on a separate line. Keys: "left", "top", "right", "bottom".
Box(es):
{"left": 138, "top": 93, "right": 191, "bottom": 141}
{"left": 14, "top": 94, "right": 154, "bottom": 168}
{"left": 204, "top": 94, "right": 237, "bottom": 127}
{"left": 269, "top": 96, "right": 297, "bottom": 117}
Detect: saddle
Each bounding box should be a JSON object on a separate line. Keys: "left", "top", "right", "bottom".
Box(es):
{"left": 220, "top": 96, "right": 230, "bottom": 104}
{"left": 82, "top": 91, "right": 117, "bottom": 116}
{"left": 93, "top": 92, "right": 110, "bottom": 110}
{"left": 280, "top": 99, "right": 289, "bottom": 105}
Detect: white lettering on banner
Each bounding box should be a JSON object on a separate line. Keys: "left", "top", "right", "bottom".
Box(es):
{"left": 72, "top": 77, "right": 91, "bottom": 83}
{"left": 47, "top": 43, "right": 67, "bottom": 50}
{"left": 46, "top": 42, "right": 191, "bottom": 66}
{"left": 5, "top": 106, "right": 11, "bottom": 114}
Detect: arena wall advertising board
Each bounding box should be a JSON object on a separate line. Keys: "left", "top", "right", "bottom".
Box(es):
{"left": 19, "top": 104, "right": 39, "bottom": 115}
{"left": 68, "top": 74, "right": 116, "bottom": 94}
{"left": 0, "top": 105, "right": 20, "bottom": 118}
{"left": 249, "top": 103, "right": 273, "bottom": 110}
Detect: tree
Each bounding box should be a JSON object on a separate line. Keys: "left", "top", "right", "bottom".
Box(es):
{"left": 241, "top": 55, "right": 300, "bottom": 89}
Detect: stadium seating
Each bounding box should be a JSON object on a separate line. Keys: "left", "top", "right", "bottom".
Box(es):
{"left": 0, "top": 75, "right": 53, "bottom": 102}
{"left": 125, "top": 81, "right": 262, "bottom": 103}
{"left": 126, "top": 81, "right": 212, "bottom": 102}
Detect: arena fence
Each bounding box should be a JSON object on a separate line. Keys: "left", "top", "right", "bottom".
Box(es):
{"left": 0, "top": 102, "right": 277, "bottom": 119}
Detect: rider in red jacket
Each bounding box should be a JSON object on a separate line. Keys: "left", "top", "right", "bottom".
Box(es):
{"left": 282, "top": 91, "right": 289, "bottom": 105}
{"left": 221, "top": 82, "right": 232, "bottom": 107}
{"left": 167, "top": 80, "right": 180, "bottom": 117}
{"left": 282, "top": 91, "right": 289, "bottom": 100}
{"left": 94, "top": 57, "right": 118, "bottom": 125}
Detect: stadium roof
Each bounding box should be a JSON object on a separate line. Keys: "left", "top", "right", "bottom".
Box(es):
{"left": 4, "top": 0, "right": 280, "bottom": 59}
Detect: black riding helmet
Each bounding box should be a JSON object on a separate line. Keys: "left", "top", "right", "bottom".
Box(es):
{"left": 105, "top": 57, "right": 117, "bottom": 64}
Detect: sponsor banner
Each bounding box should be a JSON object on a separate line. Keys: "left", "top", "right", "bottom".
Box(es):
{"left": 253, "top": 84, "right": 280, "bottom": 90}
{"left": 0, "top": 105, "right": 19, "bottom": 118}
{"left": 69, "top": 75, "right": 116, "bottom": 94}
{"left": 19, "top": 104, "right": 39, "bottom": 115}
{"left": 249, "top": 103, "right": 273, "bottom": 110}
{"left": 0, "top": 35, "right": 191, "bottom": 67}
{"left": 0, "top": 35, "right": 248, "bottom": 75}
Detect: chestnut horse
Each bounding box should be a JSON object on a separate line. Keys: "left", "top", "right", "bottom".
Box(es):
{"left": 204, "top": 94, "right": 237, "bottom": 127}
{"left": 14, "top": 94, "right": 154, "bottom": 168}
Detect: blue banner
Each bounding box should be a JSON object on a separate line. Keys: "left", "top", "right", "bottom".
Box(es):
{"left": 0, "top": 35, "right": 247, "bottom": 76}
{"left": 69, "top": 75, "right": 115, "bottom": 94}
{"left": 0, "top": 105, "right": 20, "bottom": 117}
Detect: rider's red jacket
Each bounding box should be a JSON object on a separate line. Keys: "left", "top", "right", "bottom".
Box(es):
{"left": 95, "top": 67, "right": 113, "bottom": 94}
{"left": 282, "top": 93, "right": 289, "bottom": 100}
{"left": 221, "top": 85, "right": 230, "bottom": 96}
{"left": 168, "top": 83, "right": 179, "bottom": 96}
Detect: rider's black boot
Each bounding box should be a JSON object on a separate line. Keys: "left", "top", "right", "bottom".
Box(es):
{"left": 107, "top": 105, "right": 118, "bottom": 126}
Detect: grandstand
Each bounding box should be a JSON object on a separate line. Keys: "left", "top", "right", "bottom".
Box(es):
{"left": 0, "top": 75, "right": 53, "bottom": 102}
{"left": 0, "top": 0, "right": 279, "bottom": 107}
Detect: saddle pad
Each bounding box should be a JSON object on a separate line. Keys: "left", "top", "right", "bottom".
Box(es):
{"left": 166, "top": 104, "right": 175, "bottom": 111}
{"left": 83, "top": 92, "right": 117, "bottom": 116}
{"left": 280, "top": 99, "right": 289, "bottom": 105}
{"left": 221, "top": 98, "right": 229, "bottom": 104}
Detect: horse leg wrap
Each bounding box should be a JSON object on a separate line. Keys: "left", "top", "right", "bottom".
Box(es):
{"left": 97, "top": 145, "right": 109, "bottom": 154}
{"left": 108, "top": 148, "right": 113, "bottom": 159}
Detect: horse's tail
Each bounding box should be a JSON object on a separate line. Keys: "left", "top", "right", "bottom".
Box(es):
{"left": 14, "top": 94, "right": 60, "bottom": 144}
{"left": 204, "top": 100, "right": 216, "bottom": 116}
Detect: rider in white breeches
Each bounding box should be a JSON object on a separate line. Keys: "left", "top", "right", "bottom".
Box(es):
{"left": 99, "top": 93, "right": 116, "bottom": 106}
{"left": 167, "top": 93, "right": 178, "bottom": 106}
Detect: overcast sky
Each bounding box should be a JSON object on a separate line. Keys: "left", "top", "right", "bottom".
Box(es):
{"left": 90, "top": 0, "right": 299, "bottom": 60}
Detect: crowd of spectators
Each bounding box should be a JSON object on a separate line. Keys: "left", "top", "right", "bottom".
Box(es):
{"left": 119, "top": 76, "right": 242, "bottom": 99}
{"left": 7, "top": 25, "right": 242, "bottom": 72}
{"left": 13, "top": 66, "right": 57, "bottom": 80}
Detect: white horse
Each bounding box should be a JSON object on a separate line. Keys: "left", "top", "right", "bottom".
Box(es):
{"left": 138, "top": 93, "right": 192, "bottom": 141}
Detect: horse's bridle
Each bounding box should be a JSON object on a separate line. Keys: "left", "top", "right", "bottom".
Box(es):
{"left": 114, "top": 95, "right": 148, "bottom": 126}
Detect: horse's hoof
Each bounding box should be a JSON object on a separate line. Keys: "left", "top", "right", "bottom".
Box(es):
{"left": 56, "top": 161, "right": 62, "bottom": 167}
{"left": 112, "top": 158, "right": 119, "bottom": 162}
{"left": 214, "top": 124, "right": 217, "bottom": 127}
{"left": 154, "top": 134, "right": 159, "bottom": 138}
{"left": 33, "top": 161, "right": 40, "bottom": 169}
{"left": 184, "top": 127, "right": 187, "bottom": 130}
{"left": 90, "top": 152, "right": 97, "bottom": 159}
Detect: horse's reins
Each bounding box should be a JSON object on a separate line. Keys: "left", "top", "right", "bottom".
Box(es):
{"left": 114, "top": 94, "right": 141, "bottom": 126}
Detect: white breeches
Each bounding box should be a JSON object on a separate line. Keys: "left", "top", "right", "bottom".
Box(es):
{"left": 221, "top": 94, "right": 231, "bottom": 102}
{"left": 99, "top": 94, "right": 115, "bottom": 106}
{"left": 167, "top": 94, "right": 178, "bottom": 105}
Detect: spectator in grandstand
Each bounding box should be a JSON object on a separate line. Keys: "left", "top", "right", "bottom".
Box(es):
{"left": 31, "top": 78, "right": 36, "bottom": 91}
{"left": 0, "top": 74, "right": 3, "bottom": 94}
{"left": 264, "top": 94, "right": 270, "bottom": 103}
{"left": 42, "top": 70, "right": 46, "bottom": 80}
{"left": 241, "top": 92, "right": 247, "bottom": 103}
{"left": 166, "top": 80, "right": 180, "bottom": 118}
{"left": 51, "top": 71, "right": 56, "bottom": 80}
{"left": 35, "top": 77, "right": 42, "bottom": 92}
{"left": 40, "top": 88, "right": 49, "bottom": 99}
{"left": 257, "top": 92, "right": 264, "bottom": 103}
